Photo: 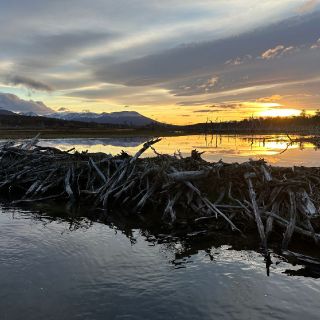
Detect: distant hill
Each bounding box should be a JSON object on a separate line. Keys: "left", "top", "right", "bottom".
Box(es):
{"left": 0, "top": 109, "right": 15, "bottom": 116}
{"left": 0, "top": 91, "right": 159, "bottom": 126}
{"left": 0, "top": 113, "right": 122, "bottom": 129}
{"left": 0, "top": 111, "right": 170, "bottom": 132}
{"left": 47, "top": 111, "right": 158, "bottom": 126}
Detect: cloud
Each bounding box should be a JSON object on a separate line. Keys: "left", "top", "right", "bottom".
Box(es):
{"left": 193, "top": 109, "right": 214, "bottom": 113}
{"left": 297, "top": 0, "right": 319, "bottom": 14}
{"left": 92, "top": 11, "right": 320, "bottom": 89}
{"left": 0, "top": 92, "right": 53, "bottom": 114}
{"left": 179, "top": 101, "right": 242, "bottom": 109}
{"left": 256, "top": 95, "right": 283, "bottom": 102}
{"left": 0, "top": 31, "right": 116, "bottom": 78}
{"left": 192, "top": 104, "right": 245, "bottom": 113}
{"left": 6, "top": 75, "right": 53, "bottom": 91}
{"left": 261, "top": 45, "right": 298, "bottom": 60}
{"left": 208, "top": 103, "right": 240, "bottom": 109}
{"left": 58, "top": 107, "right": 70, "bottom": 112}
{"left": 261, "top": 45, "right": 285, "bottom": 59}
{"left": 0, "top": 61, "right": 13, "bottom": 72}
{"left": 0, "top": 1, "right": 319, "bottom": 120}
{"left": 35, "top": 70, "right": 98, "bottom": 91}
{"left": 311, "top": 38, "right": 320, "bottom": 48}
{"left": 225, "top": 55, "right": 252, "bottom": 66}
{"left": 66, "top": 85, "right": 135, "bottom": 100}
{"left": 193, "top": 77, "right": 320, "bottom": 110}
{"left": 0, "top": 0, "right": 302, "bottom": 67}
{"left": 195, "top": 77, "right": 219, "bottom": 93}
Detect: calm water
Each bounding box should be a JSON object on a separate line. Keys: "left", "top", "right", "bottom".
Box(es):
{"left": 1, "top": 205, "right": 320, "bottom": 320}
{"left": 1, "top": 134, "right": 320, "bottom": 319}
{"left": 38, "top": 134, "right": 320, "bottom": 167}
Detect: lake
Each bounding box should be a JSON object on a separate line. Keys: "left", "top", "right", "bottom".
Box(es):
{"left": 1, "top": 204, "right": 320, "bottom": 320}
{"left": 1, "top": 133, "right": 320, "bottom": 320}
{"left": 37, "top": 134, "right": 320, "bottom": 167}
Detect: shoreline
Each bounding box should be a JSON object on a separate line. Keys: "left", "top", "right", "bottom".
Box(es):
{"left": 0, "top": 128, "right": 319, "bottom": 139}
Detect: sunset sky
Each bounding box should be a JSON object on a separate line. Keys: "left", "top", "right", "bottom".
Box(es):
{"left": 0, "top": 0, "right": 319, "bottom": 124}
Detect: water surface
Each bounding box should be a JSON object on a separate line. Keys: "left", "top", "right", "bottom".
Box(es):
{"left": 1, "top": 205, "right": 320, "bottom": 320}
{"left": 2, "top": 133, "right": 320, "bottom": 319}
{"left": 38, "top": 134, "right": 320, "bottom": 167}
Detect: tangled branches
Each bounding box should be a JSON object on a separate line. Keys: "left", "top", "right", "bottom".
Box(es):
{"left": 0, "top": 137, "right": 320, "bottom": 254}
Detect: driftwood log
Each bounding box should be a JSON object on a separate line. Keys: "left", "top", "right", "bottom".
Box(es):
{"left": 0, "top": 137, "right": 320, "bottom": 255}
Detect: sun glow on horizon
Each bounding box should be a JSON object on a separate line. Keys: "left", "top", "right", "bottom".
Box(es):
{"left": 258, "top": 108, "right": 301, "bottom": 118}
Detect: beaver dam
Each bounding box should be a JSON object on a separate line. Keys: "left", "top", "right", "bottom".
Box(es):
{"left": 1, "top": 136, "right": 320, "bottom": 261}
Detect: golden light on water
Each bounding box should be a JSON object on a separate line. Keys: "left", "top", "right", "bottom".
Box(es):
{"left": 258, "top": 108, "right": 301, "bottom": 118}
{"left": 37, "top": 133, "right": 320, "bottom": 166}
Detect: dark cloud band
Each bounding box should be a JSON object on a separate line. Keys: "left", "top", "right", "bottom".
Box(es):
{"left": 6, "top": 75, "right": 53, "bottom": 91}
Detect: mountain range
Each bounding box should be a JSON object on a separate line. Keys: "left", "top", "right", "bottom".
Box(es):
{"left": 46, "top": 111, "right": 158, "bottom": 126}
{"left": 0, "top": 92, "right": 158, "bottom": 126}
{"left": 0, "top": 109, "right": 15, "bottom": 116}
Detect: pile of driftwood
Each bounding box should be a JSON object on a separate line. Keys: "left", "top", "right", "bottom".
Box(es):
{"left": 0, "top": 136, "right": 320, "bottom": 253}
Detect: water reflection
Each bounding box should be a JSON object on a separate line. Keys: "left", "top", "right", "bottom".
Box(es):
{"left": 4, "top": 201, "right": 320, "bottom": 277}
{"left": 1, "top": 204, "right": 320, "bottom": 320}
{"left": 38, "top": 134, "right": 320, "bottom": 167}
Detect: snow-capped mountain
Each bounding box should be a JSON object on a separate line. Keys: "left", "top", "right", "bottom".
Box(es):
{"left": 47, "top": 111, "right": 158, "bottom": 126}
{"left": 20, "top": 111, "right": 39, "bottom": 117}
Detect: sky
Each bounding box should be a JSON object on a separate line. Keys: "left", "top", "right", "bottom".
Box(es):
{"left": 0, "top": 0, "right": 319, "bottom": 124}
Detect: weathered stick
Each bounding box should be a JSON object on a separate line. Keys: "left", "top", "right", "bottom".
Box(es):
{"left": 245, "top": 172, "right": 267, "bottom": 249}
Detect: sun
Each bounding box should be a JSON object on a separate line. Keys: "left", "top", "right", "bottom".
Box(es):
{"left": 258, "top": 108, "right": 301, "bottom": 118}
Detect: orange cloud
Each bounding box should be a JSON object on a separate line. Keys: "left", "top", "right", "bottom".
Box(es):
{"left": 261, "top": 45, "right": 285, "bottom": 59}
{"left": 261, "top": 45, "right": 297, "bottom": 60}
{"left": 256, "top": 95, "right": 283, "bottom": 102}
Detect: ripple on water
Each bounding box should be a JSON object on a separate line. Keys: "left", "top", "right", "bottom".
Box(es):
{"left": 0, "top": 206, "right": 320, "bottom": 320}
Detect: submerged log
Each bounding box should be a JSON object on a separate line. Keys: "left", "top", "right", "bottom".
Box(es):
{"left": 0, "top": 136, "right": 320, "bottom": 254}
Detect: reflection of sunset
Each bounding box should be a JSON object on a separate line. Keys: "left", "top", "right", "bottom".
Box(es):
{"left": 258, "top": 108, "right": 301, "bottom": 118}
{"left": 40, "top": 135, "right": 319, "bottom": 167}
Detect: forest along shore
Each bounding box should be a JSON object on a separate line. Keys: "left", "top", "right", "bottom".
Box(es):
{"left": 2, "top": 112, "right": 320, "bottom": 139}
{"left": 1, "top": 136, "right": 320, "bottom": 264}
